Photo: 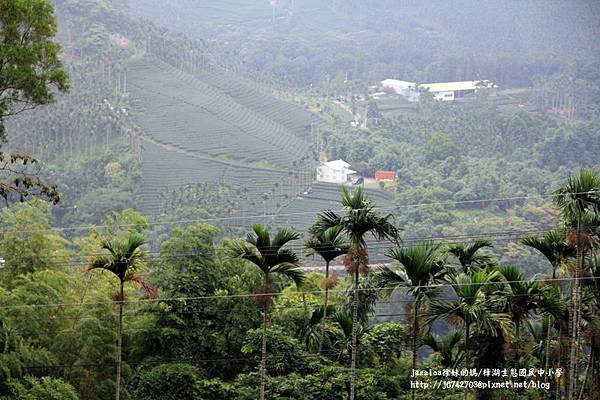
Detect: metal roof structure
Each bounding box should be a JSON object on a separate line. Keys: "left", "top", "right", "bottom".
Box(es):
{"left": 420, "top": 80, "right": 496, "bottom": 93}
{"left": 323, "top": 159, "right": 351, "bottom": 170}
{"left": 381, "top": 79, "right": 415, "bottom": 91}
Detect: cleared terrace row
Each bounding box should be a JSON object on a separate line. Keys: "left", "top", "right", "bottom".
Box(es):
{"left": 191, "top": 66, "right": 321, "bottom": 142}
{"left": 137, "top": 141, "right": 293, "bottom": 216}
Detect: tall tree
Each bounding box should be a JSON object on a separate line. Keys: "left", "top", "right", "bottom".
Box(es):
{"left": 227, "top": 224, "right": 304, "bottom": 400}
{"left": 553, "top": 168, "right": 600, "bottom": 400}
{"left": 522, "top": 230, "right": 576, "bottom": 281}
{"left": 89, "top": 232, "right": 151, "bottom": 400}
{"left": 499, "top": 264, "right": 564, "bottom": 363}
{"left": 583, "top": 254, "right": 600, "bottom": 400}
{"left": 0, "top": 0, "right": 68, "bottom": 135}
{"left": 376, "top": 241, "right": 447, "bottom": 400}
{"left": 311, "top": 187, "right": 398, "bottom": 400}
{"left": 428, "top": 269, "right": 512, "bottom": 399}
{"left": 521, "top": 230, "right": 575, "bottom": 379}
{"left": 0, "top": 0, "right": 68, "bottom": 203}
{"left": 304, "top": 225, "right": 349, "bottom": 353}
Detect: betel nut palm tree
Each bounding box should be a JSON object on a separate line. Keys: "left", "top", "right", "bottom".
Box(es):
{"left": 311, "top": 186, "right": 398, "bottom": 400}
{"left": 89, "top": 232, "right": 155, "bottom": 400}
{"left": 553, "top": 168, "right": 600, "bottom": 400}
{"left": 227, "top": 224, "right": 304, "bottom": 400}
{"left": 376, "top": 241, "right": 447, "bottom": 400}
{"left": 522, "top": 230, "right": 575, "bottom": 380}
{"left": 428, "top": 269, "right": 512, "bottom": 371}
{"left": 304, "top": 224, "right": 349, "bottom": 353}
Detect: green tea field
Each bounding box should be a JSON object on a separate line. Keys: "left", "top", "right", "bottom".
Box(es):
{"left": 127, "top": 56, "right": 319, "bottom": 220}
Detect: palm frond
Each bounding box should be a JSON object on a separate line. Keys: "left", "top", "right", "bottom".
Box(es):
{"left": 373, "top": 265, "right": 408, "bottom": 298}
{"left": 248, "top": 224, "right": 270, "bottom": 249}
{"left": 270, "top": 263, "right": 304, "bottom": 286}
{"left": 125, "top": 272, "right": 158, "bottom": 300}
{"left": 553, "top": 168, "right": 600, "bottom": 221}
{"left": 538, "top": 284, "right": 566, "bottom": 321}
{"left": 126, "top": 232, "right": 147, "bottom": 255}
{"left": 226, "top": 239, "right": 263, "bottom": 269}
{"left": 332, "top": 311, "right": 353, "bottom": 338}
{"left": 270, "top": 248, "right": 300, "bottom": 268}
{"left": 446, "top": 239, "right": 493, "bottom": 272}
{"left": 384, "top": 242, "right": 447, "bottom": 294}
{"left": 309, "top": 209, "right": 342, "bottom": 236}
{"left": 89, "top": 256, "right": 112, "bottom": 273}
{"left": 304, "top": 225, "right": 350, "bottom": 263}
{"left": 423, "top": 330, "right": 465, "bottom": 368}
{"left": 272, "top": 228, "right": 301, "bottom": 248}
{"left": 89, "top": 232, "right": 147, "bottom": 283}
{"left": 421, "top": 331, "right": 440, "bottom": 352}
{"left": 521, "top": 230, "right": 576, "bottom": 270}
{"left": 427, "top": 300, "right": 461, "bottom": 325}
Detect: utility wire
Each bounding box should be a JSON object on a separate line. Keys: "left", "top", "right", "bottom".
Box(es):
{"left": 0, "top": 225, "right": 567, "bottom": 267}
{"left": 2, "top": 189, "right": 594, "bottom": 235}
{"left": 0, "top": 275, "right": 596, "bottom": 311}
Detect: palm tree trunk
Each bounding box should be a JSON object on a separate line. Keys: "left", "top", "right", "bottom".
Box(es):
{"left": 318, "top": 260, "right": 330, "bottom": 353}
{"left": 545, "top": 268, "right": 557, "bottom": 386}
{"left": 116, "top": 281, "right": 124, "bottom": 400}
{"left": 260, "top": 309, "right": 269, "bottom": 400}
{"left": 592, "top": 346, "right": 600, "bottom": 400}
{"left": 568, "top": 226, "right": 582, "bottom": 400}
{"left": 577, "top": 351, "right": 592, "bottom": 400}
{"left": 545, "top": 315, "right": 553, "bottom": 384}
{"left": 349, "top": 269, "right": 359, "bottom": 400}
{"left": 411, "top": 297, "right": 421, "bottom": 400}
{"left": 516, "top": 320, "right": 521, "bottom": 353}
{"left": 464, "top": 323, "right": 470, "bottom": 400}
{"left": 302, "top": 291, "right": 308, "bottom": 317}
{"left": 557, "top": 326, "right": 568, "bottom": 400}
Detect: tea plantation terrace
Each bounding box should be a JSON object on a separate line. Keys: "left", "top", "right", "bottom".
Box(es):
{"left": 127, "top": 57, "right": 311, "bottom": 168}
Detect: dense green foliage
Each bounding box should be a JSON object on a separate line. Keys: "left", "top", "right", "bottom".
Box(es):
{"left": 0, "top": 0, "right": 68, "bottom": 139}
{"left": 0, "top": 0, "right": 68, "bottom": 204}
{"left": 0, "top": 376, "right": 79, "bottom": 400}
{"left": 0, "top": 173, "right": 597, "bottom": 399}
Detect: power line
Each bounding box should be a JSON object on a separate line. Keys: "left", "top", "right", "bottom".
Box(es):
{"left": 3, "top": 291, "right": 561, "bottom": 321}
{"left": 0, "top": 275, "right": 596, "bottom": 311}
{"left": 0, "top": 225, "right": 563, "bottom": 265}
{"left": 21, "top": 351, "right": 344, "bottom": 371}
{"left": 3, "top": 189, "right": 594, "bottom": 235}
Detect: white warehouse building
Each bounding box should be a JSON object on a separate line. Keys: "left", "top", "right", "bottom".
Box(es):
{"left": 381, "top": 79, "right": 496, "bottom": 102}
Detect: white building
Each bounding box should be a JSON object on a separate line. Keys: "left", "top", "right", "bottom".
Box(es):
{"left": 316, "top": 159, "right": 356, "bottom": 184}
{"left": 380, "top": 79, "right": 496, "bottom": 102}
{"left": 420, "top": 80, "right": 496, "bottom": 101}
{"left": 381, "top": 79, "right": 419, "bottom": 101}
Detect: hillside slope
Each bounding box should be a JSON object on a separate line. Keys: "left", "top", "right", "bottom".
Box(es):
{"left": 126, "top": 56, "right": 319, "bottom": 219}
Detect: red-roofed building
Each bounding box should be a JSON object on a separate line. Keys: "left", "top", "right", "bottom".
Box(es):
{"left": 374, "top": 171, "right": 397, "bottom": 181}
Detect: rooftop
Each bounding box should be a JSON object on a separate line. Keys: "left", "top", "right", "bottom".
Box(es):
{"left": 381, "top": 79, "right": 415, "bottom": 90}
{"left": 323, "top": 159, "right": 351, "bottom": 170}
{"left": 420, "top": 80, "right": 496, "bottom": 93}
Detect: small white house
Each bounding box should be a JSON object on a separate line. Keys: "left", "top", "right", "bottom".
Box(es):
{"left": 316, "top": 159, "right": 356, "bottom": 184}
